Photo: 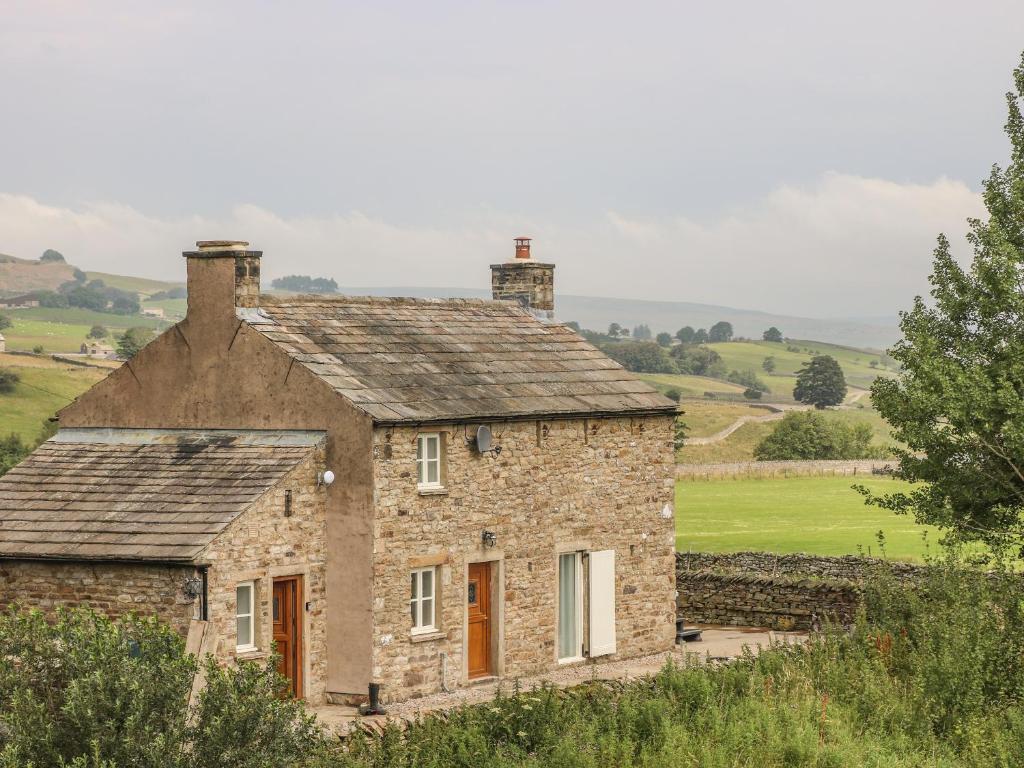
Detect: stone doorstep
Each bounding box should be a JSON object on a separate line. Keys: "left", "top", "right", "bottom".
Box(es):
{"left": 309, "top": 626, "right": 807, "bottom": 738}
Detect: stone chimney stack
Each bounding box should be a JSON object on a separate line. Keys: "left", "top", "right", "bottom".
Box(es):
{"left": 490, "top": 237, "right": 555, "bottom": 321}
{"left": 182, "top": 240, "right": 262, "bottom": 320}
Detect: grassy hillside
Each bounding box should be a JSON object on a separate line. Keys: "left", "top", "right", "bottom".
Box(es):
{"left": 638, "top": 373, "right": 747, "bottom": 399}
{"left": 678, "top": 420, "right": 777, "bottom": 463}
{"left": 0, "top": 354, "right": 111, "bottom": 442}
{"left": 2, "top": 309, "right": 167, "bottom": 353}
{"left": 707, "top": 338, "right": 895, "bottom": 394}
{"left": 679, "top": 401, "right": 776, "bottom": 438}
{"left": 85, "top": 272, "right": 183, "bottom": 297}
{"left": 676, "top": 475, "right": 932, "bottom": 560}
{"left": 0, "top": 259, "right": 77, "bottom": 297}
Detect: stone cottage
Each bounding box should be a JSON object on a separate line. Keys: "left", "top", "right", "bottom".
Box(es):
{"left": 0, "top": 239, "right": 678, "bottom": 705}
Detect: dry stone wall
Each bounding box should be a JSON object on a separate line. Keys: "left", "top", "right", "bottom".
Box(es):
{"left": 371, "top": 415, "right": 677, "bottom": 702}
{"left": 675, "top": 552, "right": 925, "bottom": 630}
{"left": 677, "top": 460, "right": 895, "bottom": 480}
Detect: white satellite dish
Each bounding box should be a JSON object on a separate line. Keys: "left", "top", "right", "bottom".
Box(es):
{"left": 475, "top": 425, "right": 492, "bottom": 453}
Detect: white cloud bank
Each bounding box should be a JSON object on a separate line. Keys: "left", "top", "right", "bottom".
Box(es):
{"left": 0, "top": 172, "right": 983, "bottom": 318}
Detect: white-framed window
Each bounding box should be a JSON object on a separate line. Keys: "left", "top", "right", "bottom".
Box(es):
{"left": 236, "top": 581, "right": 256, "bottom": 652}
{"left": 410, "top": 567, "right": 437, "bottom": 634}
{"left": 416, "top": 433, "right": 443, "bottom": 489}
{"left": 557, "top": 552, "right": 583, "bottom": 662}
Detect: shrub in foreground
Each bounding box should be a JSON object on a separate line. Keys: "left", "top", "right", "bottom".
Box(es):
{"left": 0, "top": 607, "right": 324, "bottom": 768}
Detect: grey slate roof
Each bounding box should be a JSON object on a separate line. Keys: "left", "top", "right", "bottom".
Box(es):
{"left": 250, "top": 296, "right": 677, "bottom": 423}
{"left": 0, "top": 429, "right": 323, "bottom": 563}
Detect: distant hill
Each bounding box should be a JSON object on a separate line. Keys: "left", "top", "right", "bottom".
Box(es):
{"left": 0, "top": 253, "right": 899, "bottom": 348}
{"left": 322, "top": 286, "right": 901, "bottom": 349}
{"left": 0, "top": 254, "right": 77, "bottom": 297}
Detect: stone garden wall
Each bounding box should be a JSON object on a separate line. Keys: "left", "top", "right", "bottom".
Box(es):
{"left": 675, "top": 551, "right": 924, "bottom": 630}
{"left": 677, "top": 460, "right": 895, "bottom": 480}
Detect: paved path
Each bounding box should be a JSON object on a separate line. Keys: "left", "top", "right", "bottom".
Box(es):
{"left": 311, "top": 626, "right": 806, "bottom": 737}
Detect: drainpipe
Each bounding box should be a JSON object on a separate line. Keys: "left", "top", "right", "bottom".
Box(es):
{"left": 200, "top": 566, "right": 209, "bottom": 621}
{"left": 440, "top": 650, "right": 450, "bottom": 692}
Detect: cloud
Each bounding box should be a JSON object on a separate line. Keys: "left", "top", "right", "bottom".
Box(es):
{"left": 0, "top": 173, "right": 983, "bottom": 317}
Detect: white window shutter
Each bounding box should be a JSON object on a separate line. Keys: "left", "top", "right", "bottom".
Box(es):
{"left": 588, "top": 549, "right": 616, "bottom": 657}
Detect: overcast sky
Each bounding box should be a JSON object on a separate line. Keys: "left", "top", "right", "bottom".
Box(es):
{"left": 1, "top": 0, "right": 1021, "bottom": 318}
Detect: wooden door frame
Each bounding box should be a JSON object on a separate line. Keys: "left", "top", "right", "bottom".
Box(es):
{"left": 272, "top": 575, "right": 304, "bottom": 699}
{"left": 462, "top": 554, "right": 503, "bottom": 682}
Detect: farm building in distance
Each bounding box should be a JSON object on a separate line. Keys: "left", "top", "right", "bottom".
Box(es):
{"left": 0, "top": 239, "right": 678, "bottom": 705}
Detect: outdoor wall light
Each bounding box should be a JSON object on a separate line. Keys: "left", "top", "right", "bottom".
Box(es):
{"left": 481, "top": 530, "right": 498, "bottom": 548}
{"left": 182, "top": 575, "right": 203, "bottom": 600}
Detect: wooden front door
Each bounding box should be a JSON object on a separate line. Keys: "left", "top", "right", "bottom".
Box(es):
{"left": 467, "top": 562, "right": 493, "bottom": 679}
{"left": 272, "top": 576, "right": 303, "bottom": 698}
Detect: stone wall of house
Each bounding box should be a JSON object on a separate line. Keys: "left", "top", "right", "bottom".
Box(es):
{"left": 675, "top": 552, "right": 925, "bottom": 630}
{"left": 200, "top": 448, "right": 330, "bottom": 704}
{"left": 370, "top": 414, "right": 677, "bottom": 702}
{"left": 0, "top": 560, "right": 198, "bottom": 635}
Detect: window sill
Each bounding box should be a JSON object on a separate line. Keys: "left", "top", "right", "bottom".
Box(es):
{"left": 557, "top": 656, "right": 585, "bottom": 666}
{"left": 417, "top": 486, "right": 449, "bottom": 496}
{"left": 236, "top": 648, "right": 268, "bottom": 661}
{"left": 411, "top": 630, "right": 446, "bottom": 643}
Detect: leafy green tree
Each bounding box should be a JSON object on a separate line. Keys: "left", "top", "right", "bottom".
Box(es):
{"left": 117, "top": 327, "right": 156, "bottom": 358}
{"left": 0, "top": 369, "right": 20, "bottom": 394}
{"left": 754, "top": 411, "right": 881, "bottom": 460}
{"left": 763, "top": 326, "right": 783, "bottom": 342}
{"left": 793, "top": 354, "right": 847, "bottom": 408}
{"left": 607, "top": 322, "right": 625, "bottom": 338}
{"left": 708, "top": 321, "right": 734, "bottom": 342}
{"left": 670, "top": 344, "right": 723, "bottom": 376}
{"left": 673, "top": 416, "right": 687, "bottom": 451}
{"left": 762, "top": 356, "right": 776, "bottom": 373}
{"left": 0, "top": 433, "right": 28, "bottom": 475}
{"left": 655, "top": 331, "right": 673, "bottom": 347}
{"left": 270, "top": 274, "right": 338, "bottom": 293}
{"left": 743, "top": 388, "right": 763, "bottom": 400}
{"left": 31, "top": 345, "right": 43, "bottom": 354}
{"left": 693, "top": 328, "right": 709, "bottom": 344}
{"left": 564, "top": 320, "right": 581, "bottom": 332}
{"left": 632, "top": 324, "right": 652, "bottom": 340}
{"left": 664, "top": 387, "right": 682, "bottom": 402}
{"left": 867, "top": 53, "right": 1024, "bottom": 552}
{"left": 0, "top": 313, "right": 11, "bottom": 331}
{"left": 675, "top": 326, "right": 696, "bottom": 344}
{"left": 88, "top": 324, "right": 108, "bottom": 339}
{"left": 602, "top": 341, "right": 676, "bottom": 374}
{"left": 39, "top": 248, "right": 65, "bottom": 263}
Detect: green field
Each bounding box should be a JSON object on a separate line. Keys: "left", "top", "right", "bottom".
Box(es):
{"left": 0, "top": 355, "right": 111, "bottom": 441}
{"left": 676, "top": 475, "right": 934, "bottom": 561}
{"left": 2, "top": 309, "right": 168, "bottom": 353}
{"left": 638, "top": 372, "right": 747, "bottom": 398}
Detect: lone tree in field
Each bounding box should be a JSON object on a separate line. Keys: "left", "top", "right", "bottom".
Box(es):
{"left": 116, "top": 327, "right": 155, "bottom": 359}
{"left": 793, "top": 355, "right": 846, "bottom": 408}
{"left": 708, "top": 321, "right": 733, "bottom": 342}
{"left": 763, "top": 326, "right": 783, "bottom": 342}
{"left": 867, "top": 53, "right": 1024, "bottom": 552}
